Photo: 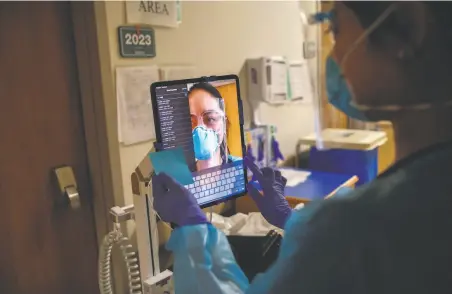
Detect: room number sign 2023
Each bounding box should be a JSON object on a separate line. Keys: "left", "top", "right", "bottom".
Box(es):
{"left": 118, "top": 26, "right": 156, "bottom": 58}
{"left": 124, "top": 33, "right": 152, "bottom": 46}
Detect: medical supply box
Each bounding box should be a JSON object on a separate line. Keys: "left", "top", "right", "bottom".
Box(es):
{"left": 298, "top": 128, "right": 387, "bottom": 186}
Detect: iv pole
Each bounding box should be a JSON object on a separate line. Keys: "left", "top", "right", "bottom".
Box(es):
{"left": 98, "top": 144, "right": 174, "bottom": 294}
{"left": 131, "top": 145, "right": 160, "bottom": 281}
{"left": 131, "top": 144, "right": 174, "bottom": 293}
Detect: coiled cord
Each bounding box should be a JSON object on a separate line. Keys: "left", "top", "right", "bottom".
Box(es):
{"left": 119, "top": 236, "right": 142, "bottom": 294}
{"left": 98, "top": 230, "right": 116, "bottom": 294}
{"left": 98, "top": 224, "right": 142, "bottom": 294}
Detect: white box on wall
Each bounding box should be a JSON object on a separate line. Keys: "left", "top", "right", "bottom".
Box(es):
{"left": 246, "top": 57, "right": 289, "bottom": 105}
{"left": 246, "top": 57, "right": 314, "bottom": 105}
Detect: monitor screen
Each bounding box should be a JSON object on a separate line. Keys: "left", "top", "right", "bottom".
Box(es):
{"left": 153, "top": 77, "right": 246, "bottom": 207}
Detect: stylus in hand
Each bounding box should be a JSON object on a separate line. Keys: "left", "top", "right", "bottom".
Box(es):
{"left": 245, "top": 157, "right": 292, "bottom": 229}
{"left": 152, "top": 173, "right": 209, "bottom": 226}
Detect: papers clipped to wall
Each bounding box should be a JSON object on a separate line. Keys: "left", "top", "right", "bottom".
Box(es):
{"left": 288, "top": 61, "right": 313, "bottom": 104}
{"left": 116, "top": 65, "right": 196, "bottom": 146}
{"left": 159, "top": 65, "right": 197, "bottom": 81}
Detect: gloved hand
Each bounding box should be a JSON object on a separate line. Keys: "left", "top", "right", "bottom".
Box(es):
{"left": 245, "top": 157, "right": 292, "bottom": 229}
{"left": 152, "top": 173, "right": 208, "bottom": 226}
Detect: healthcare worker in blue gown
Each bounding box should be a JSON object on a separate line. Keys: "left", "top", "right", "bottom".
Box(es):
{"left": 153, "top": 2, "right": 452, "bottom": 293}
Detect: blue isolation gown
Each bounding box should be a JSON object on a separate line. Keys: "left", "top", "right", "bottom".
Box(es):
{"left": 167, "top": 141, "right": 452, "bottom": 294}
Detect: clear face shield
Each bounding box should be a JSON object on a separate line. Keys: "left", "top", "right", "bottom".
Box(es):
{"left": 306, "top": 5, "right": 396, "bottom": 150}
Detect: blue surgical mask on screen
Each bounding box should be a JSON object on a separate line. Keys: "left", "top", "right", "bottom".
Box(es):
{"left": 326, "top": 56, "right": 370, "bottom": 121}
{"left": 192, "top": 126, "right": 220, "bottom": 160}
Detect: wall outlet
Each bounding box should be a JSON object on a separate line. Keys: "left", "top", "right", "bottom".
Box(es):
{"left": 143, "top": 270, "right": 174, "bottom": 294}
{"left": 303, "top": 41, "right": 317, "bottom": 59}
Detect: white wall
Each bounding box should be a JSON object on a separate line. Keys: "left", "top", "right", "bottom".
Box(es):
{"left": 103, "top": 1, "right": 319, "bottom": 205}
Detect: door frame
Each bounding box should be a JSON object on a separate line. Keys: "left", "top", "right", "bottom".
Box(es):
{"left": 71, "top": 2, "right": 118, "bottom": 244}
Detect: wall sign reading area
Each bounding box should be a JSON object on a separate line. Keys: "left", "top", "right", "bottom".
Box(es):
{"left": 118, "top": 26, "right": 156, "bottom": 58}
{"left": 126, "top": 1, "right": 181, "bottom": 28}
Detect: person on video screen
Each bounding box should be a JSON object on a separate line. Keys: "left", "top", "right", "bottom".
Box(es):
{"left": 188, "top": 82, "right": 241, "bottom": 171}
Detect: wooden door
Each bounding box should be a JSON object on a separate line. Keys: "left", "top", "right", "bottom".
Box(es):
{"left": 0, "top": 2, "right": 99, "bottom": 293}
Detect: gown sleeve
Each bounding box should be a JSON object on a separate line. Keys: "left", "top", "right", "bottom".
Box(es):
{"left": 167, "top": 190, "right": 362, "bottom": 294}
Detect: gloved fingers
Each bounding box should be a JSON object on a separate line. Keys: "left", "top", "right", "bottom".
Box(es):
{"left": 152, "top": 173, "right": 183, "bottom": 200}
{"left": 152, "top": 174, "right": 168, "bottom": 216}
{"left": 152, "top": 173, "right": 167, "bottom": 196}
{"left": 274, "top": 170, "right": 282, "bottom": 181}
{"left": 261, "top": 167, "right": 276, "bottom": 182}
{"left": 157, "top": 172, "right": 182, "bottom": 190}
{"left": 281, "top": 176, "right": 287, "bottom": 186}
{"left": 158, "top": 173, "right": 198, "bottom": 204}
{"left": 250, "top": 174, "right": 258, "bottom": 183}
{"left": 244, "top": 156, "right": 263, "bottom": 181}
{"left": 247, "top": 184, "right": 265, "bottom": 206}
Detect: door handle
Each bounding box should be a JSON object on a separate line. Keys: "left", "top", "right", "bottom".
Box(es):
{"left": 53, "top": 165, "right": 81, "bottom": 210}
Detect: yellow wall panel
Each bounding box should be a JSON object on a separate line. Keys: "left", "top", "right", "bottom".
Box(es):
{"left": 378, "top": 122, "right": 396, "bottom": 173}
{"left": 216, "top": 83, "right": 243, "bottom": 157}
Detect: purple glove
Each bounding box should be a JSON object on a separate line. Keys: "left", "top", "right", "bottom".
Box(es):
{"left": 257, "top": 136, "right": 265, "bottom": 162}
{"left": 271, "top": 136, "right": 284, "bottom": 162}
{"left": 246, "top": 144, "right": 256, "bottom": 162}
{"left": 244, "top": 157, "right": 292, "bottom": 229}
{"left": 152, "top": 173, "right": 208, "bottom": 226}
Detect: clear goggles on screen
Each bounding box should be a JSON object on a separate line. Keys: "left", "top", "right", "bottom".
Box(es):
{"left": 190, "top": 110, "right": 225, "bottom": 131}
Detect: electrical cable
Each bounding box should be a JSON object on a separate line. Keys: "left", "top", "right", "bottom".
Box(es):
{"left": 98, "top": 223, "right": 142, "bottom": 294}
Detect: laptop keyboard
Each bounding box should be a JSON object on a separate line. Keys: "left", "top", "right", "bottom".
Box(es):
{"left": 185, "top": 165, "right": 245, "bottom": 202}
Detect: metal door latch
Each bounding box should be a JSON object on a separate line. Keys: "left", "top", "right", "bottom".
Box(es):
{"left": 53, "top": 166, "right": 80, "bottom": 210}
